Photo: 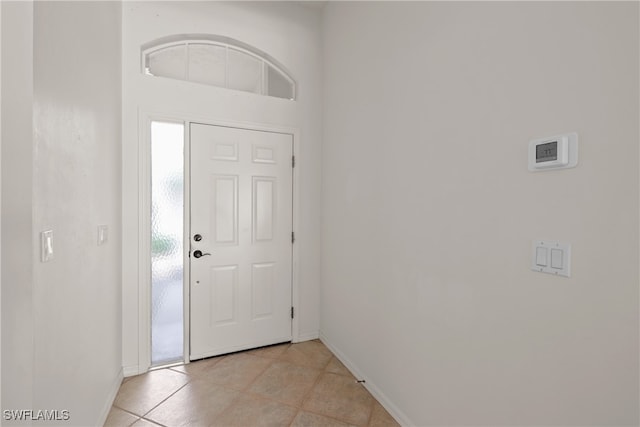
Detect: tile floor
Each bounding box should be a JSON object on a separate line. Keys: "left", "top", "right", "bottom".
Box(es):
{"left": 105, "top": 340, "right": 400, "bottom": 427}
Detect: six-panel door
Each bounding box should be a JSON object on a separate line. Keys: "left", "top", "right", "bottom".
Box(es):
{"left": 190, "top": 123, "right": 293, "bottom": 360}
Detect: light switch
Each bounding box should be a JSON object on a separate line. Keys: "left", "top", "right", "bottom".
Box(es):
{"left": 535, "top": 247, "right": 548, "bottom": 266}
{"left": 551, "top": 249, "right": 563, "bottom": 269}
{"left": 532, "top": 240, "right": 571, "bottom": 278}
{"left": 98, "top": 225, "right": 108, "bottom": 246}
{"left": 41, "top": 230, "right": 54, "bottom": 262}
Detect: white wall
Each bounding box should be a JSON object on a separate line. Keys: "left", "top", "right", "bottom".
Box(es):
{"left": 32, "top": 2, "right": 122, "bottom": 424}
{"left": 122, "top": 1, "right": 323, "bottom": 373}
{"left": 1, "top": 1, "right": 35, "bottom": 418}
{"left": 0, "top": 1, "right": 3, "bottom": 418}
{"left": 321, "top": 2, "right": 639, "bottom": 425}
{"left": 2, "top": 2, "right": 122, "bottom": 426}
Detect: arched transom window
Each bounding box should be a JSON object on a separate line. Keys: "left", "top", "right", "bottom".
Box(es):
{"left": 142, "top": 35, "right": 296, "bottom": 100}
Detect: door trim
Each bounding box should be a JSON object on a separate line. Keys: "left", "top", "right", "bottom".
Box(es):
{"left": 137, "top": 110, "right": 301, "bottom": 372}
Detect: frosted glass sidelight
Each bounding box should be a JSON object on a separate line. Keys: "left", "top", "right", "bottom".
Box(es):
{"left": 147, "top": 45, "right": 186, "bottom": 80}
{"left": 151, "top": 121, "right": 184, "bottom": 366}
{"left": 227, "top": 48, "right": 263, "bottom": 94}
{"left": 188, "top": 43, "right": 226, "bottom": 87}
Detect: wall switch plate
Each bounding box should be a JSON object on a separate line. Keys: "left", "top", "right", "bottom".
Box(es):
{"left": 97, "top": 225, "right": 108, "bottom": 246}
{"left": 532, "top": 240, "right": 571, "bottom": 277}
{"left": 41, "top": 230, "right": 54, "bottom": 262}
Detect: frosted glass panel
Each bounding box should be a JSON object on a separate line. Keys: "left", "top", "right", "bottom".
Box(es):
{"left": 147, "top": 45, "right": 186, "bottom": 80}
{"left": 227, "top": 48, "right": 262, "bottom": 94}
{"left": 143, "top": 39, "right": 296, "bottom": 99}
{"left": 267, "top": 64, "right": 294, "bottom": 100}
{"left": 188, "top": 43, "right": 226, "bottom": 87}
{"left": 151, "top": 121, "right": 184, "bottom": 365}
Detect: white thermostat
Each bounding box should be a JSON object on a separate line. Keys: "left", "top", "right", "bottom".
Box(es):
{"left": 528, "top": 132, "right": 578, "bottom": 171}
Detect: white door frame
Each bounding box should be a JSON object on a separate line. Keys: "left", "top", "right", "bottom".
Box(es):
{"left": 137, "top": 110, "right": 301, "bottom": 372}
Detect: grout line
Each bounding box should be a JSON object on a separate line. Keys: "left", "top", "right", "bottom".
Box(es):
{"left": 140, "top": 382, "right": 190, "bottom": 420}
{"left": 363, "top": 396, "right": 377, "bottom": 426}
{"left": 149, "top": 360, "right": 184, "bottom": 371}
{"left": 170, "top": 354, "right": 228, "bottom": 384}
{"left": 240, "top": 356, "right": 277, "bottom": 392}
{"left": 167, "top": 367, "right": 188, "bottom": 375}
{"left": 108, "top": 406, "right": 144, "bottom": 427}
{"left": 298, "top": 367, "right": 326, "bottom": 411}
{"left": 246, "top": 342, "right": 292, "bottom": 360}
{"left": 138, "top": 415, "right": 169, "bottom": 427}
{"left": 287, "top": 409, "right": 302, "bottom": 427}
{"left": 111, "top": 405, "right": 139, "bottom": 417}
{"left": 210, "top": 386, "right": 247, "bottom": 422}
{"left": 320, "top": 356, "right": 333, "bottom": 370}
{"left": 227, "top": 392, "right": 300, "bottom": 422}
{"left": 115, "top": 342, "right": 379, "bottom": 427}
{"left": 295, "top": 344, "right": 341, "bottom": 409}
{"left": 242, "top": 367, "right": 321, "bottom": 409}
{"left": 276, "top": 343, "right": 334, "bottom": 371}
{"left": 300, "top": 407, "right": 368, "bottom": 426}
{"left": 298, "top": 344, "right": 379, "bottom": 426}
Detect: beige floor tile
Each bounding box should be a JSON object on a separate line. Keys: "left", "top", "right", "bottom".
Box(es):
{"left": 246, "top": 342, "right": 291, "bottom": 359}
{"left": 170, "top": 355, "right": 225, "bottom": 377}
{"left": 249, "top": 361, "right": 321, "bottom": 406}
{"left": 107, "top": 341, "right": 399, "bottom": 427}
{"left": 212, "top": 394, "right": 297, "bottom": 427}
{"left": 113, "top": 368, "right": 189, "bottom": 416}
{"left": 169, "top": 365, "right": 188, "bottom": 374}
{"left": 199, "top": 352, "right": 273, "bottom": 390}
{"left": 278, "top": 340, "right": 333, "bottom": 369}
{"left": 290, "top": 410, "right": 354, "bottom": 426}
{"left": 368, "top": 402, "right": 400, "bottom": 427}
{"left": 145, "top": 379, "right": 240, "bottom": 427}
{"left": 103, "top": 406, "right": 139, "bottom": 427}
{"left": 131, "top": 418, "right": 163, "bottom": 426}
{"left": 303, "top": 372, "right": 374, "bottom": 426}
{"left": 325, "top": 356, "right": 354, "bottom": 378}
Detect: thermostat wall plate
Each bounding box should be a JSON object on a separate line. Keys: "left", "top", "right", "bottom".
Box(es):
{"left": 528, "top": 132, "right": 578, "bottom": 171}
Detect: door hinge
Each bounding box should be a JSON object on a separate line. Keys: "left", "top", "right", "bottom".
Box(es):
{"left": 291, "top": 231, "right": 295, "bottom": 244}
{"left": 292, "top": 155, "right": 296, "bottom": 168}
{"left": 291, "top": 306, "right": 295, "bottom": 319}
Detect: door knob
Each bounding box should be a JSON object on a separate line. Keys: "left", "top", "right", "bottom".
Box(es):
{"left": 193, "top": 250, "right": 211, "bottom": 258}
{"left": 193, "top": 234, "right": 202, "bottom": 242}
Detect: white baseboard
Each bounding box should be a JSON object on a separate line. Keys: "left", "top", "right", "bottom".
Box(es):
{"left": 96, "top": 367, "right": 123, "bottom": 427}
{"left": 319, "top": 332, "right": 413, "bottom": 427}
{"left": 123, "top": 365, "right": 140, "bottom": 378}
{"left": 294, "top": 330, "right": 320, "bottom": 342}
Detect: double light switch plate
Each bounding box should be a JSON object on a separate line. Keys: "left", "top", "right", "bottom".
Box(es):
{"left": 532, "top": 240, "right": 571, "bottom": 277}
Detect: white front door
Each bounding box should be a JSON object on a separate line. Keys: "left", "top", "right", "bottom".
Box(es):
{"left": 189, "top": 123, "right": 293, "bottom": 360}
